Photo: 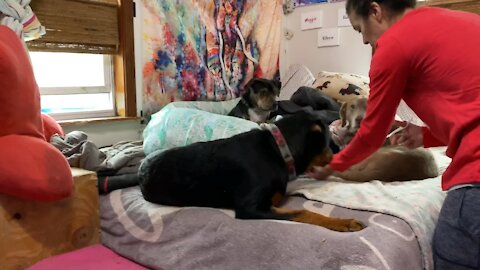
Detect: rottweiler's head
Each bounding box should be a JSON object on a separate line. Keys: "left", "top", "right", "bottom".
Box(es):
{"left": 243, "top": 78, "right": 281, "bottom": 112}
{"left": 274, "top": 112, "right": 332, "bottom": 175}
{"left": 304, "top": 116, "right": 333, "bottom": 171}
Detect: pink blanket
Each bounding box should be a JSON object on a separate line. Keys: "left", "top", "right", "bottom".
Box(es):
{"left": 28, "top": 244, "right": 148, "bottom": 270}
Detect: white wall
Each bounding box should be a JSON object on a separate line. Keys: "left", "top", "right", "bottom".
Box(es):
{"left": 134, "top": 0, "right": 144, "bottom": 118}
{"left": 280, "top": 1, "right": 372, "bottom": 78}
{"left": 62, "top": 119, "right": 143, "bottom": 147}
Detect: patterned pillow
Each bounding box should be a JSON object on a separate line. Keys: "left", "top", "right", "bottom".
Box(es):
{"left": 312, "top": 71, "right": 370, "bottom": 103}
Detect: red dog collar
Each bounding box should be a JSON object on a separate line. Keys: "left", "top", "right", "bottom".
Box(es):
{"left": 260, "top": 123, "right": 297, "bottom": 180}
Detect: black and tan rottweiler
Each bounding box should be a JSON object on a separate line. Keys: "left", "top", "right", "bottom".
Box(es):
{"left": 139, "top": 112, "right": 364, "bottom": 232}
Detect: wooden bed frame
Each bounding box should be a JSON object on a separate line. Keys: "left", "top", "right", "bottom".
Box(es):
{"left": 423, "top": 0, "right": 480, "bottom": 13}
{"left": 0, "top": 168, "right": 100, "bottom": 270}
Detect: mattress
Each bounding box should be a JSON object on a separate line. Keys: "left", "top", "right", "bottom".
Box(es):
{"left": 100, "top": 147, "right": 450, "bottom": 270}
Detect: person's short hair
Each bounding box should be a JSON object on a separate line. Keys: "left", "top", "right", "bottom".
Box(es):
{"left": 346, "top": 0, "right": 417, "bottom": 18}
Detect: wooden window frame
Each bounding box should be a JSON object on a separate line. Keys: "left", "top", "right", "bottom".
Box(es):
{"left": 115, "top": 0, "right": 137, "bottom": 118}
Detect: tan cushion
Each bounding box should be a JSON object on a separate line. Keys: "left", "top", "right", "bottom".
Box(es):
{"left": 312, "top": 71, "right": 370, "bottom": 103}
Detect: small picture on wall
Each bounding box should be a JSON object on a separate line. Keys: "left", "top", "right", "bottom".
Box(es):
{"left": 295, "top": 0, "right": 328, "bottom": 7}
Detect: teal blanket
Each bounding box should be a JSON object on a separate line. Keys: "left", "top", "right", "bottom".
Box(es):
{"left": 143, "top": 99, "right": 259, "bottom": 155}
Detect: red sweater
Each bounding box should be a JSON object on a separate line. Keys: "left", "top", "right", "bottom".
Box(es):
{"left": 330, "top": 7, "right": 480, "bottom": 190}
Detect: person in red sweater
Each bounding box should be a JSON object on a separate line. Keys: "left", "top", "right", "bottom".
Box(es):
{"left": 309, "top": 0, "right": 480, "bottom": 269}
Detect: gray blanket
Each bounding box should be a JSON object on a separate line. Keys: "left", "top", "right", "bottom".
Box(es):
{"left": 101, "top": 187, "right": 424, "bottom": 270}
{"left": 51, "top": 131, "right": 144, "bottom": 175}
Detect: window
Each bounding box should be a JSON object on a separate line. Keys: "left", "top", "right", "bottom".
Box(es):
{"left": 27, "top": 0, "right": 136, "bottom": 120}
{"left": 30, "top": 52, "right": 116, "bottom": 120}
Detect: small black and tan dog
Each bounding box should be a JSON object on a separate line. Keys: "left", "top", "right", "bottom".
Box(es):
{"left": 139, "top": 112, "right": 364, "bottom": 232}
{"left": 228, "top": 78, "right": 281, "bottom": 123}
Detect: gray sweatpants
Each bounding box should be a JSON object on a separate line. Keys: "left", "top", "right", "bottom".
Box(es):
{"left": 433, "top": 186, "right": 480, "bottom": 269}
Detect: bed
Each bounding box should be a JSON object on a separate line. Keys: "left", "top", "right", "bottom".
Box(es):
{"left": 100, "top": 146, "right": 450, "bottom": 270}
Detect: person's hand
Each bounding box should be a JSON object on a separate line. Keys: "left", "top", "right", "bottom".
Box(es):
{"left": 308, "top": 165, "right": 334, "bottom": 180}
{"left": 329, "top": 120, "right": 348, "bottom": 148}
{"left": 390, "top": 122, "right": 423, "bottom": 149}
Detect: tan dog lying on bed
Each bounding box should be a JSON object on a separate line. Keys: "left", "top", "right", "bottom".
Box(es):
{"left": 330, "top": 97, "right": 439, "bottom": 182}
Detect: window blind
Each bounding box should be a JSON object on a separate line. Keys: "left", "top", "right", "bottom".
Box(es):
{"left": 27, "top": 0, "right": 119, "bottom": 54}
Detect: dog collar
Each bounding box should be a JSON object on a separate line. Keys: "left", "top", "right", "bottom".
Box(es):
{"left": 260, "top": 123, "right": 297, "bottom": 180}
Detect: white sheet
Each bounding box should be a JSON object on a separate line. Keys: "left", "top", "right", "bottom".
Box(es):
{"left": 287, "top": 147, "right": 450, "bottom": 270}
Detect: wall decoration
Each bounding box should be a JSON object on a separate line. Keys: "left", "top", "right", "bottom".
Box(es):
{"left": 317, "top": 28, "right": 340, "bottom": 47}
{"left": 300, "top": 10, "right": 323, "bottom": 30}
{"left": 337, "top": 8, "right": 351, "bottom": 27}
{"left": 140, "top": 0, "right": 282, "bottom": 117}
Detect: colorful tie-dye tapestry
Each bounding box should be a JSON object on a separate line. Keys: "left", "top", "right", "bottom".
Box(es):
{"left": 141, "top": 0, "right": 282, "bottom": 117}
{"left": 294, "top": 0, "right": 328, "bottom": 7}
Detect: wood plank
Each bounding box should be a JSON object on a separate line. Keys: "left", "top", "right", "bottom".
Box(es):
{"left": 427, "top": 0, "right": 480, "bottom": 14}
{"left": 0, "top": 168, "right": 100, "bottom": 270}
{"left": 114, "top": 0, "right": 137, "bottom": 117}
{"left": 73, "top": 0, "right": 119, "bottom": 7}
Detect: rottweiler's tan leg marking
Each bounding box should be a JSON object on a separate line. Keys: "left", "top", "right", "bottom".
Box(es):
{"left": 272, "top": 207, "right": 364, "bottom": 232}
{"left": 272, "top": 192, "right": 285, "bottom": 207}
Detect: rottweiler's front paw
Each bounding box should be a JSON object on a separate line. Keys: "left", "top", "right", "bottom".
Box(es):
{"left": 331, "top": 219, "right": 365, "bottom": 232}
{"left": 345, "top": 219, "right": 365, "bottom": 232}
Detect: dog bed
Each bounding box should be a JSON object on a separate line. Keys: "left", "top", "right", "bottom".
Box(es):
{"left": 101, "top": 187, "right": 424, "bottom": 270}
{"left": 100, "top": 147, "right": 450, "bottom": 270}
